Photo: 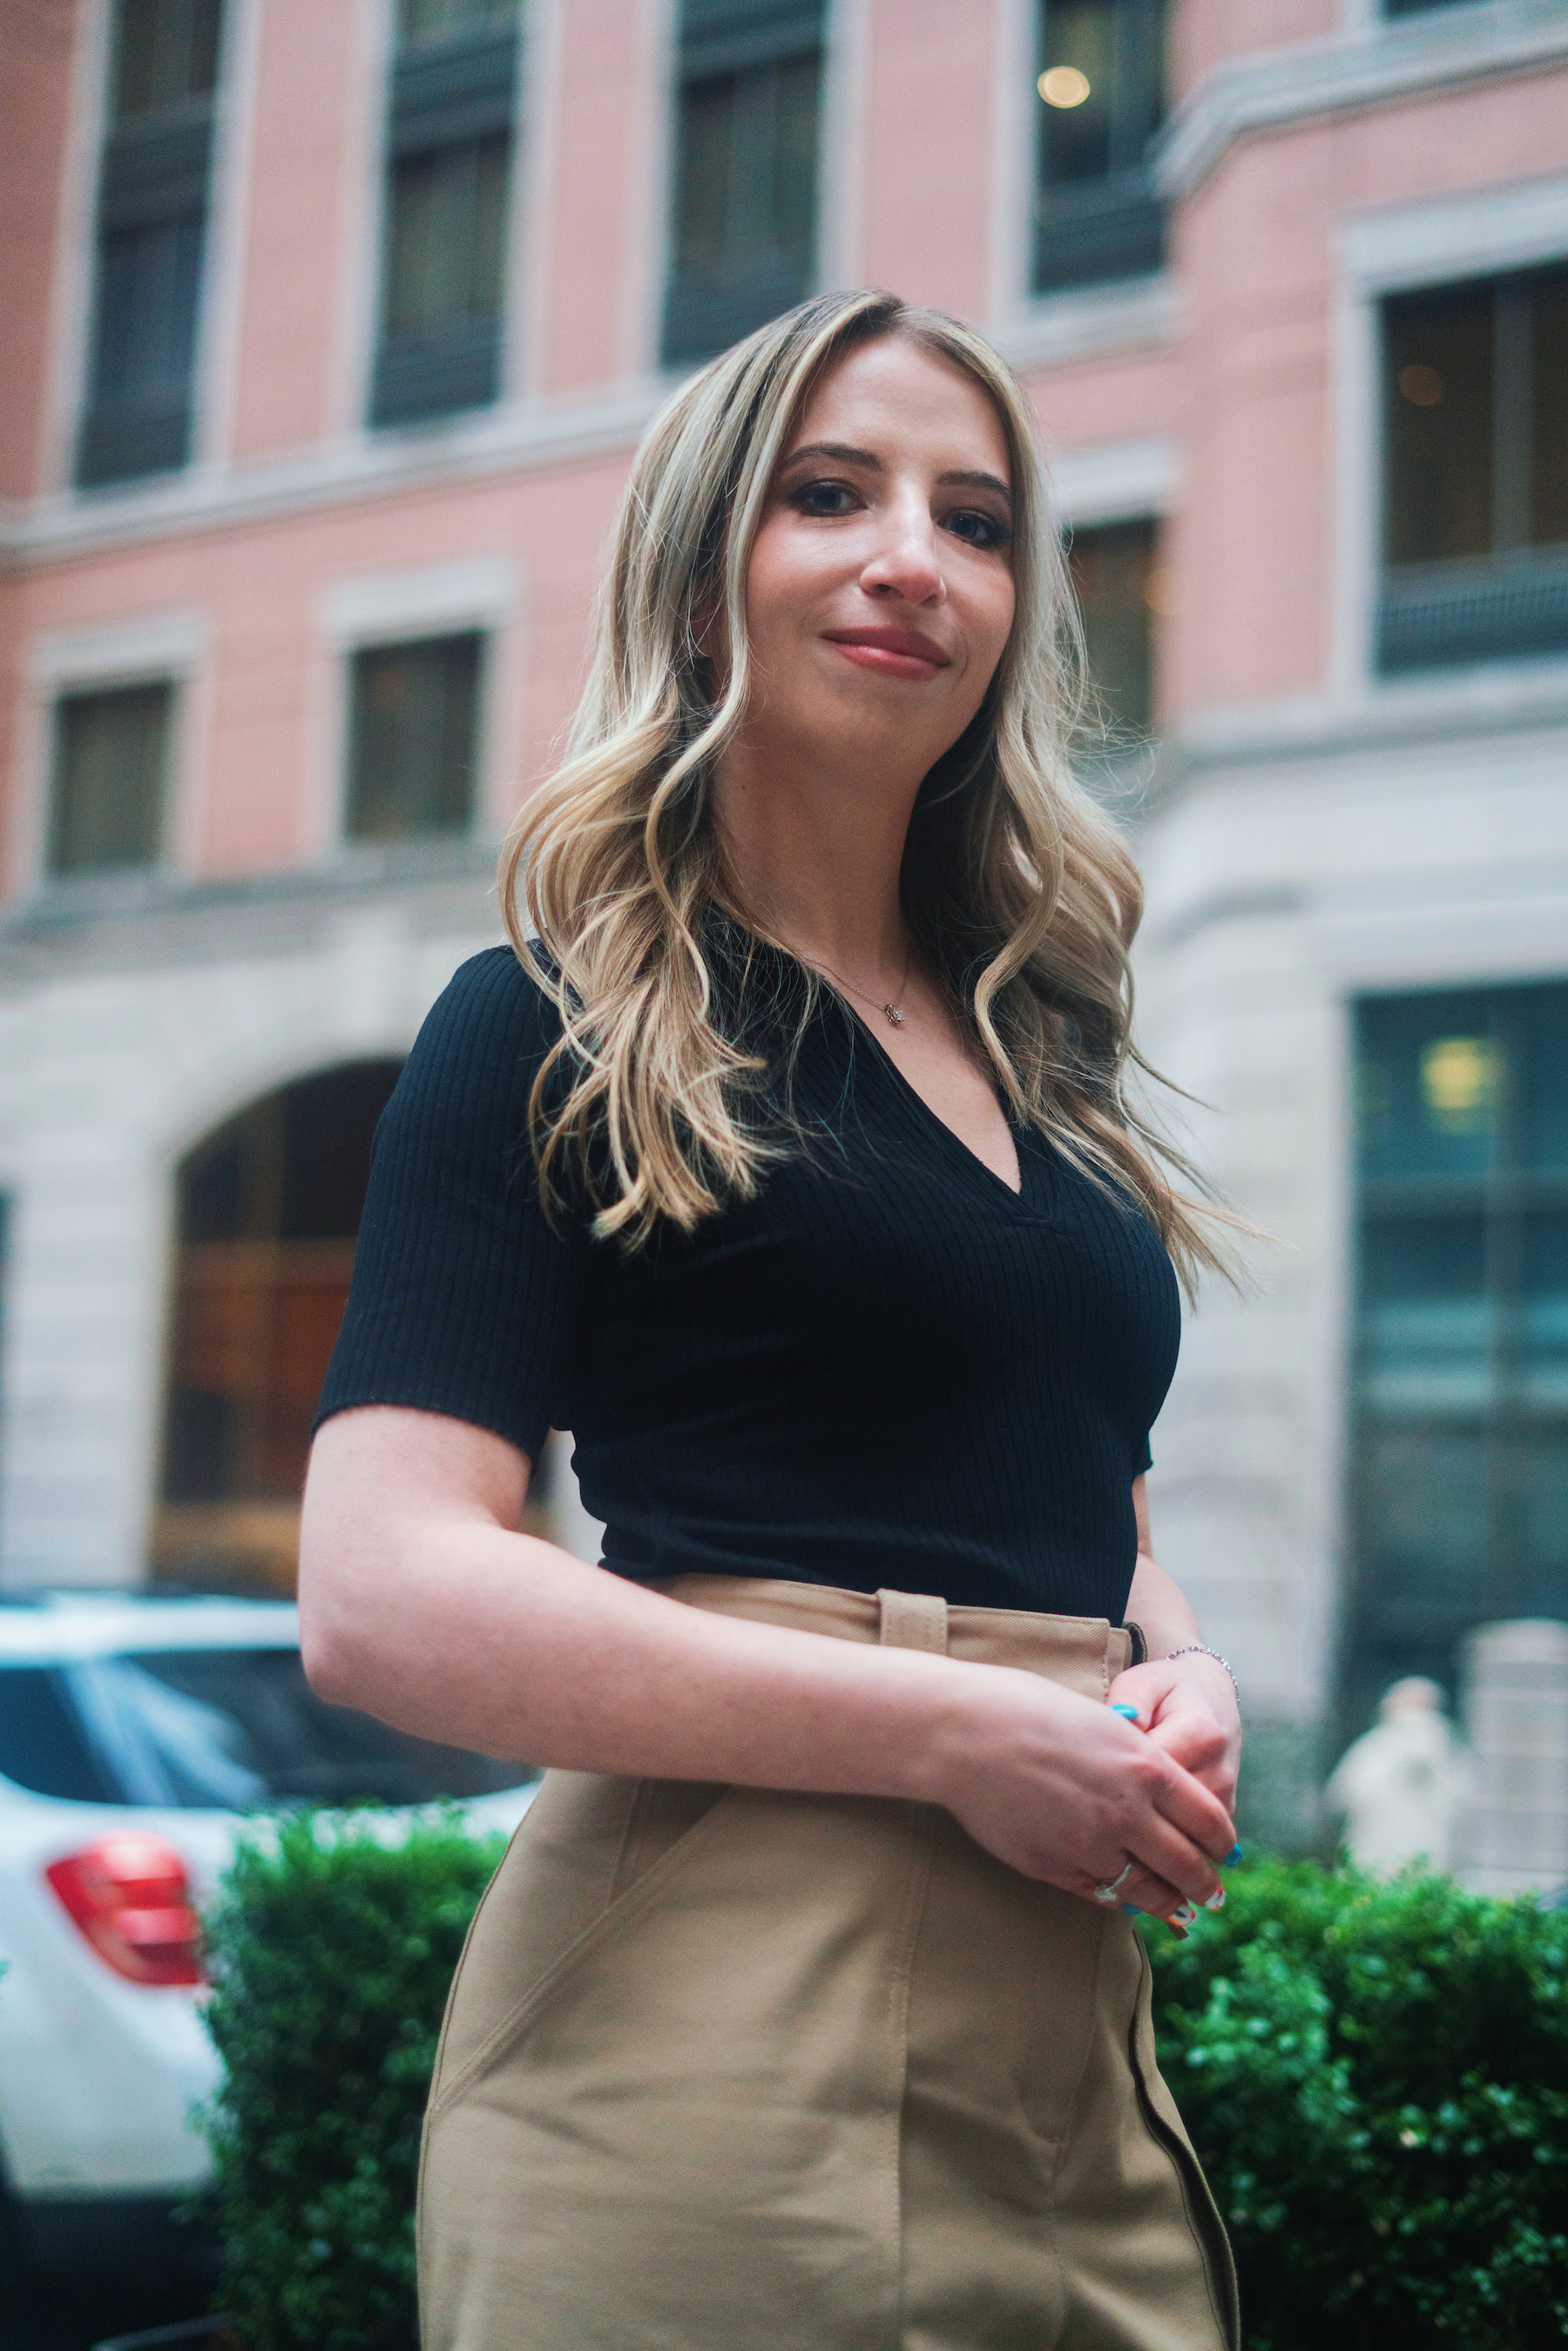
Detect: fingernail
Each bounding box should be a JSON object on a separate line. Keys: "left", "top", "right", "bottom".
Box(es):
{"left": 1111, "top": 1703, "right": 1141, "bottom": 1723}
{"left": 1204, "top": 1888, "right": 1226, "bottom": 1911}
{"left": 1172, "top": 1901, "right": 1197, "bottom": 1927}
{"left": 1121, "top": 1902, "right": 1141, "bottom": 1914}
{"left": 1223, "top": 1843, "right": 1243, "bottom": 1868}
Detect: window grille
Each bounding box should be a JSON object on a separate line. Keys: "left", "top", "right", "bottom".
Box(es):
{"left": 76, "top": 0, "right": 225, "bottom": 487}
{"left": 1066, "top": 517, "right": 1159, "bottom": 747}
{"left": 1032, "top": 0, "right": 1166, "bottom": 295}
{"left": 370, "top": 0, "right": 522, "bottom": 428}
{"left": 662, "top": 0, "right": 826, "bottom": 368}
{"left": 345, "top": 633, "right": 483, "bottom": 841}
{"left": 1378, "top": 265, "right": 1568, "bottom": 672}
{"left": 1341, "top": 984, "right": 1568, "bottom": 1738}
{"left": 48, "top": 679, "right": 172, "bottom": 876}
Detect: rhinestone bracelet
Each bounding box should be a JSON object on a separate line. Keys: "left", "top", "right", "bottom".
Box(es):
{"left": 1163, "top": 1644, "right": 1240, "bottom": 1704}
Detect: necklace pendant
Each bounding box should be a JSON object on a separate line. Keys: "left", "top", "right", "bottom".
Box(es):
{"left": 883, "top": 1004, "right": 905, "bottom": 1028}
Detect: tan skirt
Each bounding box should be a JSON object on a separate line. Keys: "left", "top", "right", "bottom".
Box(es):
{"left": 418, "top": 1577, "right": 1240, "bottom": 2351}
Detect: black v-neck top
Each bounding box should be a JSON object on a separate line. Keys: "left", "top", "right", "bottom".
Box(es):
{"left": 317, "top": 946, "right": 1180, "bottom": 1620}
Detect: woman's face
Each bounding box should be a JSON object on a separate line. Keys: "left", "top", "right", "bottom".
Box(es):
{"left": 737, "top": 334, "right": 1017, "bottom": 785}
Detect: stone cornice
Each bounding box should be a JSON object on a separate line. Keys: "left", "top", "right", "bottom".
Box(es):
{"left": 1155, "top": 1, "right": 1568, "bottom": 199}
{"left": 0, "top": 377, "right": 668, "bottom": 571}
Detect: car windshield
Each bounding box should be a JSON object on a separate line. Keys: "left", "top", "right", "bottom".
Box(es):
{"left": 0, "top": 1648, "right": 530, "bottom": 1809}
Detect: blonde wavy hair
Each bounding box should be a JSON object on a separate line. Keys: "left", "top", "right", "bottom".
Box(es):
{"left": 501, "top": 287, "right": 1229, "bottom": 1287}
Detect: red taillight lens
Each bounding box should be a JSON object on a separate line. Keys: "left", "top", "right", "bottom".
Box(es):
{"left": 45, "top": 1832, "right": 203, "bottom": 1987}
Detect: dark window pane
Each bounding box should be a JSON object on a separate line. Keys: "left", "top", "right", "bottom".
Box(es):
{"left": 1067, "top": 517, "right": 1156, "bottom": 742}
{"left": 664, "top": 47, "right": 822, "bottom": 364}
{"left": 1360, "top": 1215, "right": 1491, "bottom": 1418}
{"left": 385, "top": 136, "right": 509, "bottom": 337}
{"left": 0, "top": 1668, "right": 121, "bottom": 1804}
{"left": 1356, "top": 991, "right": 1504, "bottom": 1185}
{"left": 1355, "top": 1422, "right": 1490, "bottom": 1609}
{"left": 1531, "top": 273, "right": 1568, "bottom": 549}
{"left": 1521, "top": 984, "right": 1568, "bottom": 1172}
{"left": 112, "top": 0, "right": 223, "bottom": 124}
{"left": 1032, "top": 0, "right": 1165, "bottom": 293}
{"left": 346, "top": 633, "right": 482, "bottom": 841}
{"left": 398, "top": 0, "right": 517, "bottom": 44}
{"left": 1384, "top": 282, "right": 1495, "bottom": 567}
{"left": 1523, "top": 1215, "right": 1568, "bottom": 1414}
{"left": 50, "top": 681, "right": 170, "bottom": 876}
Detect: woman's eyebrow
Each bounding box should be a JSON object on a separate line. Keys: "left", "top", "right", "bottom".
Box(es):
{"left": 778, "top": 443, "right": 1013, "bottom": 505}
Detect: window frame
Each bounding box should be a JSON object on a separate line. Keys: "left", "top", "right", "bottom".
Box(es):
{"left": 660, "top": 0, "right": 828, "bottom": 370}
{"left": 1031, "top": 0, "right": 1167, "bottom": 300}
{"left": 75, "top": 0, "right": 230, "bottom": 490}
{"left": 1333, "top": 177, "right": 1568, "bottom": 698}
{"left": 1338, "top": 980, "right": 1568, "bottom": 1745}
{"left": 1375, "top": 262, "right": 1568, "bottom": 675}
{"left": 368, "top": 3, "right": 525, "bottom": 430}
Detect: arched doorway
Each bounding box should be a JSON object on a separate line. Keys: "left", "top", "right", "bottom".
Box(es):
{"left": 153, "top": 1060, "right": 404, "bottom": 1590}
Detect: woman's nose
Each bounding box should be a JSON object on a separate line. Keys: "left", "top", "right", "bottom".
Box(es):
{"left": 860, "top": 500, "right": 943, "bottom": 605}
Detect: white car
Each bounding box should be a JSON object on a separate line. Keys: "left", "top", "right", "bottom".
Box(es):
{"left": 0, "top": 1588, "right": 536, "bottom": 2274}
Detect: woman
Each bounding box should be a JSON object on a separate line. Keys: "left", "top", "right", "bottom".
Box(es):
{"left": 301, "top": 288, "right": 1244, "bottom": 2351}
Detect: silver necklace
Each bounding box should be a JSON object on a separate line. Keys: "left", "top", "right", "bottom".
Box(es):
{"left": 810, "top": 939, "right": 914, "bottom": 1030}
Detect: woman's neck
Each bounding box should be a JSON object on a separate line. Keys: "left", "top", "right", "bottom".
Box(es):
{"left": 713, "top": 733, "right": 917, "bottom": 984}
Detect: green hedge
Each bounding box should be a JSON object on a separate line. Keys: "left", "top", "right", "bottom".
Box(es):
{"left": 198, "top": 1810, "right": 505, "bottom": 2351}
{"left": 198, "top": 1825, "right": 1568, "bottom": 2351}
{"left": 1145, "top": 1858, "right": 1568, "bottom": 2349}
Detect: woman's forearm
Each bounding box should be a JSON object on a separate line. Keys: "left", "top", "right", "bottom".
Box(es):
{"left": 1125, "top": 1550, "right": 1203, "bottom": 1661}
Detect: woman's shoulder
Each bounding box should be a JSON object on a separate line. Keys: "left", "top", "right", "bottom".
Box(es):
{"left": 409, "top": 945, "right": 565, "bottom": 1089}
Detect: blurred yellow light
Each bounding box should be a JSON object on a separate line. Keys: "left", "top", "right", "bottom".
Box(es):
{"left": 1398, "top": 363, "right": 1443, "bottom": 407}
{"left": 1420, "top": 1036, "right": 1500, "bottom": 1130}
{"left": 1038, "top": 66, "right": 1091, "bottom": 107}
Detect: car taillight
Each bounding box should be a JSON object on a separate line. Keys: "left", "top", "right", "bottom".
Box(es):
{"left": 45, "top": 1832, "right": 204, "bottom": 1987}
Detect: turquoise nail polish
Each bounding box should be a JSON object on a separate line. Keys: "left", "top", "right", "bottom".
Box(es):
{"left": 1224, "top": 1843, "right": 1243, "bottom": 1868}
{"left": 1111, "top": 1702, "right": 1140, "bottom": 1722}
{"left": 1121, "top": 1902, "right": 1141, "bottom": 1914}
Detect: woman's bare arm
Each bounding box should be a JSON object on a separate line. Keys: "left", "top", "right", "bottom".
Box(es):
{"left": 300, "top": 1408, "right": 1233, "bottom": 1919}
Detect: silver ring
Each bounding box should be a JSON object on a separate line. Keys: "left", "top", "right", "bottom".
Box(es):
{"left": 1092, "top": 1861, "right": 1134, "bottom": 1904}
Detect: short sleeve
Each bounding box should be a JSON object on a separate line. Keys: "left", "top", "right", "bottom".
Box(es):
{"left": 314, "top": 947, "right": 583, "bottom": 1462}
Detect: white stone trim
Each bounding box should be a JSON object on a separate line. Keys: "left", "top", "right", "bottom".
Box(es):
{"left": 317, "top": 554, "right": 519, "bottom": 643}
{"left": 621, "top": 0, "right": 680, "bottom": 375}
{"left": 325, "top": 0, "right": 393, "bottom": 443}
{"left": 985, "top": 0, "right": 1037, "bottom": 331}
{"left": 1156, "top": 2, "right": 1568, "bottom": 200}
{"left": 513, "top": 0, "right": 564, "bottom": 399}
{"left": 28, "top": 609, "right": 210, "bottom": 689}
{"left": 36, "top": 0, "right": 112, "bottom": 499}
{"left": 193, "top": 0, "right": 263, "bottom": 470}
{"left": 818, "top": 0, "right": 870, "bottom": 297}
{"left": 1047, "top": 435, "right": 1179, "bottom": 530}
{"left": 1174, "top": 655, "right": 1568, "bottom": 769}
{"left": 1338, "top": 167, "right": 1568, "bottom": 293}
{"left": 997, "top": 272, "right": 1183, "bottom": 376}
{"left": 3, "top": 377, "right": 666, "bottom": 565}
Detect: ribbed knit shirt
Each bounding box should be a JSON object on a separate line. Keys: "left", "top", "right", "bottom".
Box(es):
{"left": 316, "top": 946, "right": 1181, "bottom": 1620}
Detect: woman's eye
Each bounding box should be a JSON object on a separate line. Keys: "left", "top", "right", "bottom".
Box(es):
{"left": 792, "top": 480, "right": 859, "bottom": 517}
{"left": 945, "top": 508, "right": 1010, "bottom": 551}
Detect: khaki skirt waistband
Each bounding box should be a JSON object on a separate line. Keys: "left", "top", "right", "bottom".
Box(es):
{"left": 653, "top": 1571, "right": 1135, "bottom": 1696}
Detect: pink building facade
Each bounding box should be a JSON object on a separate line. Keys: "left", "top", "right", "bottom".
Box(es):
{"left": 3, "top": 0, "right": 1567, "bottom": 1839}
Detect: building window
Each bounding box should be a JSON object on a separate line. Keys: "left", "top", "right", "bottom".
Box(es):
{"left": 1066, "top": 517, "right": 1159, "bottom": 748}
{"left": 48, "top": 679, "right": 172, "bottom": 876}
{"left": 662, "top": 0, "right": 825, "bottom": 368}
{"left": 1032, "top": 0, "right": 1166, "bottom": 296}
{"left": 1378, "top": 265, "right": 1568, "bottom": 672}
{"left": 1382, "top": 0, "right": 1470, "bottom": 15}
{"left": 370, "top": 0, "right": 523, "bottom": 429}
{"left": 77, "top": 0, "right": 225, "bottom": 488}
{"left": 157, "top": 1061, "right": 404, "bottom": 1590}
{"left": 345, "top": 633, "right": 483, "bottom": 841}
{"left": 1342, "top": 983, "right": 1568, "bottom": 1736}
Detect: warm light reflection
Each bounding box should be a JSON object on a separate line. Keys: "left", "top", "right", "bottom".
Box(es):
{"left": 1398, "top": 362, "right": 1444, "bottom": 407}
{"left": 1421, "top": 1036, "right": 1501, "bottom": 1132}
{"left": 1037, "top": 65, "right": 1091, "bottom": 108}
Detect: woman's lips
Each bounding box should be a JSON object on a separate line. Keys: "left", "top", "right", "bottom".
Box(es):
{"left": 824, "top": 630, "right": 950, "bottom": 683}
